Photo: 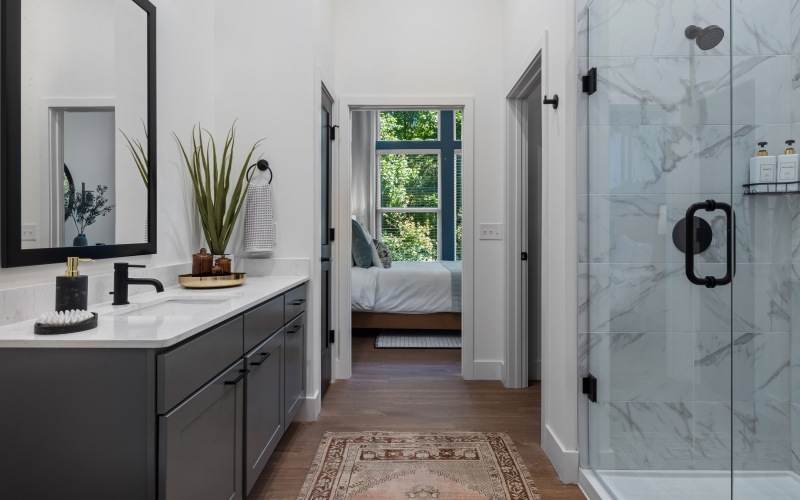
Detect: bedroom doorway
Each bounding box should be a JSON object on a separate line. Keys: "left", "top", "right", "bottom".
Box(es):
{"left": 336, "top": 99, "right": 474, "bottom": 380}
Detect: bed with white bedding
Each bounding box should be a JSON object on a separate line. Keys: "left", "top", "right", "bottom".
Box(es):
{"left": 351, "top": 261, "right": 462, "bottom": 330}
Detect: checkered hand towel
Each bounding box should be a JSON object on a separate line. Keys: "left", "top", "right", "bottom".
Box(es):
{"left": 244, "top": 182, "right": 275, "bottom": 253}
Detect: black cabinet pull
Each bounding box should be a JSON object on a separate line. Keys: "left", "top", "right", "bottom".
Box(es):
{"left": 290, "top": 299, "right": 306, "bottom": 306}
{"left": 224, "top": 369, "right": 250, "bottom": 385}
{"left": 250, "top": 352, "right": 271, "bottom": 366}
{"left": 288, "top": 325, "right": 302, "bottom": 334}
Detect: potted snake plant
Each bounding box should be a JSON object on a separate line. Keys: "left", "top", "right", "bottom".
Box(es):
{"left": 174, "top": 122, "right": 263, "bottom": 265}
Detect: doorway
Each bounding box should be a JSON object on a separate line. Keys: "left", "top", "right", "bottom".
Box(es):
{"left": 335, "top": 97, "right": 475, "bottom": 380}
{"left": 523, "top": 85, "right": 542, "bottom": 382}
{"left": 505, "top": 48, "right": 545, "bottom": 389}
{"left": 320, "top": 86, "right": 333, "bottom": 397}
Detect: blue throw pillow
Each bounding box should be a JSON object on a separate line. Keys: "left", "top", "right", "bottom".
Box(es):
{"left": 351, "top": 219, "right": 373, "bottom": 268}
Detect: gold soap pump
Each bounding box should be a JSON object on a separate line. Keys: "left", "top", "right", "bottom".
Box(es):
{"left": 55, "top": 257, "right": 95, "bottom": 311}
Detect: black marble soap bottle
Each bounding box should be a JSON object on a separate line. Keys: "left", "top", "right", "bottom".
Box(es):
{"left": 55, "top": 257, "right": 94, "bottom": 311}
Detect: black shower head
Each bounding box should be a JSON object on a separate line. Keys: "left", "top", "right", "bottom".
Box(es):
{"left": 685, "top": 24, "right": 725, "bottom": 50}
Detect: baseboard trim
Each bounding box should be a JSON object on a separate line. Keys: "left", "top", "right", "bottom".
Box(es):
{"left": 578, "top": 468, "right": 612, "bottom": 500}
{"left": 295, "top": 390, "right": 321, "bottom": 422}
{"left": 472, "top": 361, "right": 503, "bottom": 380}
{"left": 542, "top": 424, "right": 580, "bottom": 484}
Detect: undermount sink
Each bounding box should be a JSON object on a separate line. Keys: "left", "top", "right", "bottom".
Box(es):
{"left": 109, "top": 297, "right": 231, "bottom": 317}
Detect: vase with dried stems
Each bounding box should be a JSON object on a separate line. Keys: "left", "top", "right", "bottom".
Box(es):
{"left": 174, "top": 122, "right": 262, "bottom": 273}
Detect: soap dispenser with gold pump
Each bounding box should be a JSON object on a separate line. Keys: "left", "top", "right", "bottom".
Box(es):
{"left": 778, "top": 140, "right": 799, "bottom": 190}
{"left": 750, "top": 142, "right": 777, "bottom": 192}
{"left": 55, "top": 257, "right": 94, "bottom": 312}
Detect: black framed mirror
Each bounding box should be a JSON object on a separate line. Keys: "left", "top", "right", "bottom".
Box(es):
{"left": 1, "top": 0, "right": 157, "bottom": 267}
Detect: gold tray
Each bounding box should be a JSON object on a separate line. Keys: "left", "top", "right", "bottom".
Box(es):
{"left": 178, "top": 273, "right": 246, "bottom": 289}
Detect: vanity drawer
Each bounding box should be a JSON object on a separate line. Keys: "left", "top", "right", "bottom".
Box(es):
{"left": 243, "top": 295, "right": 284, "bottom": 353}
{"left": 157, "top": 316, "right": 244, "bottom": 414}
{"left": 284, "top": 284, "right": 307, "bottom": 323}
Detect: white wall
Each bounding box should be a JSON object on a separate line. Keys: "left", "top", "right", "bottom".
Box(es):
{"left": 0, "top": 0, "right": 216, "bottom": 288}
{"left": 334, "top": 0, "right": 505, "bottom": 368}
{"left": 213, "top": 0, "right": 335, "bottom": 417}
{"left": 503, "top": 0, "right": 579, "bottom": 483}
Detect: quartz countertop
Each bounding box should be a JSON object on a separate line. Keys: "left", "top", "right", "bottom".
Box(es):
{"left": 0, "top": 275, "right": 308, "bottom": 349}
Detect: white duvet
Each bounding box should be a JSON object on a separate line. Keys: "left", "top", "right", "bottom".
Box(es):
{"left": 351, "top": 261, "right": 455, "bottom": 314}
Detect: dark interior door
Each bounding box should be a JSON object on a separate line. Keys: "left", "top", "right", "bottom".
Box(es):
{"left": 320, "top": 88, "right": 333, "bottom": 397}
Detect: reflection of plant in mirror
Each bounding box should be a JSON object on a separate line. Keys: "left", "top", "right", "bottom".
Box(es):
{"left": 174, "top": 122, "right": 262, "bottom": 255}
{"left": 64, "top": 183, "right": 115, "bottom": 236}
{"left": 120, "top": 120, "right": 148, "bottom": 188}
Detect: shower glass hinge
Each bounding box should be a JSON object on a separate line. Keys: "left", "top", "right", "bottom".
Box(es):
{"left": 521, "top": 252, "right": 528, "bottom": 261}
{"left": 330, "top": 125, "right": 339, "bottom": 140}
{"left": 582, "top": 67, "right": 597, "bottom": 95}
{"left": 330, "top": 228, "right": 335, "bottom": 241}
{"left": 329, "top": 329, "right": 336, "bottom": 344}
{"left": 582, "top": 374, "right": 598, "bottom": 403}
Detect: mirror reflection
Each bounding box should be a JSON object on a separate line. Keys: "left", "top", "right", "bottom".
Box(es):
{"left": 20, "top": 0, "right": 149, "bottom": 249}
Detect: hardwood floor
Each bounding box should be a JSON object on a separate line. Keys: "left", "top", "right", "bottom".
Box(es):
{"left": 249, "top": 333, "right": 586, "bottom": 499}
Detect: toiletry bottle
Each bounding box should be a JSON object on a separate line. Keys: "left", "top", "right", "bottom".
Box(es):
{"left": 778, "top": 140, "right": 799, "bottom": 191}
{"left": 55, "top": 257, "right": 94, "bottom": 312}
{"left": 750, "top": 142, "right": 777, "bottom": 192}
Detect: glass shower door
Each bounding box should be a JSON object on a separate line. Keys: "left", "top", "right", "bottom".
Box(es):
{"left": 730, "top": 1, "right": 800, "bottom": 498}
{"left": 584, "top": 1, "right": 736, "bottom": 498}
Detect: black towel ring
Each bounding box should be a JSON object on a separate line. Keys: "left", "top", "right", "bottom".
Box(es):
{"left": 246, "top": 159, "right": 272, "bottom": 184}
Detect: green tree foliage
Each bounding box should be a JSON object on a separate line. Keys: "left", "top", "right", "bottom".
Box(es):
{"left": 380, "top": 110, "right": 438, "bottom": 141}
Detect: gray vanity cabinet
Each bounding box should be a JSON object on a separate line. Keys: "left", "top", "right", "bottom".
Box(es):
{"left": 244, "top": 330, "right": 285, "bottom": 495}
{"left": 159, "top": 360, "right": 246, "bottom": 500}
{"left": 284, "top": 311, "right": 306, "bottom": 424}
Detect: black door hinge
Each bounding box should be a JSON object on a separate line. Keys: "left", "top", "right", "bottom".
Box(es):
{"left": 521, "top": 252, "right": 528, "bottom": 261}
{"left": 582, "top": 374, "right": 598, "bottom": 403}
{"left": 329, "top": 329, "right": 335, "bottom": 344}
{"left": 330, "top": 125, "right": 339, "bottom": 141}
{"left": 329, "top": 228, "right": 335, "bottom": 242}
{"left": 582, "top": 67, "right": 597, "bottom": 95}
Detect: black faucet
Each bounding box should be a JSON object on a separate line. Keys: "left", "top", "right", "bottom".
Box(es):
{"left": 111, "top": 263, "right": 164, "bottom": 305}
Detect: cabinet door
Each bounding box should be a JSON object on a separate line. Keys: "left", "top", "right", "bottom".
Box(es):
{"left": 284, "top": 312, "right": 306, "bottom": 424}
{"left": 159, "top": 361, "right": 245, "bottom": 500}
{"left": 244, "top": 330, "right": 284, "bottom": 495}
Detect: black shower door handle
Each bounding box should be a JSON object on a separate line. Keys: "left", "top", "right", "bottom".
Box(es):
{"left": 685, "top": 200, "right": 734, "bottom": 288}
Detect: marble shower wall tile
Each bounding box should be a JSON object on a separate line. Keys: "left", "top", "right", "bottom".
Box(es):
{"left": 590, "top": 401, "right": 695, "bottom": 470}
{"left": 733, "top": 263, "right": 794, "bottom": 334}
{"left": 586, "top": 194, "right": 730, "bottom": 264}
{"left": 694, "top": 401, "right": 732, "bottom": 470}
{"left": 587, "top": 0, "right": 730, "bottom": 58}
{"left": 732, "top": 0, "right": 792, "bottom": 56}
{"left": 793, "top": 403, "right": 800, "bottom": 473}
{"left": 733, "top": 401, "right": 792, "bottom": 470}
{"left": 587, "top": 262, "right": 731, "bottom": 333}
{"left": 590, "top": 332, "right": 694, "bottom": 402}
{"left": 590, "top": 56, "right": 730, "bottom": 127}
{"left": 794, "top": 0, "right": 800, "bottom": 55}
{"left": 735, "top": 192, "right": 799, "bottom": 264}
{"left": 733, "top": 55, "right": 793, "bottom": 126}
{"left": 588, "top": 125, "right": 733, "bottom": 195}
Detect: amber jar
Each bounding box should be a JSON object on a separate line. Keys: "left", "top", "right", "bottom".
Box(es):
{"left": 192, "top": 248, "right": 213, "bottom": 276}
{"left": 215, "top": 255, "right": 231, "bottom": 274}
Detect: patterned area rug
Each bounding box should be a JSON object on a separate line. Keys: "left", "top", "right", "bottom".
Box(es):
{"left": 375, "top": 332, "right": 461, "bottom": 349}
{"left": 297, "top": 431, "right": 541, "bottom": 500}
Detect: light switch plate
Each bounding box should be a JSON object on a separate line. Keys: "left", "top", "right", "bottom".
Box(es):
{"left": 21, "top": 223, "right": 36, "bottom": 241}
{"left": 479, "top": 223, "right": 503, "bottom": 240}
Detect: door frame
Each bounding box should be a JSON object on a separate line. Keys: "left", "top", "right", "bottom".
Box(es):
{"left": 505, "top": 38, "right": 546, "bottom": 389}
{"left": 334, "top": 96, "right": 475, "bottom": 380}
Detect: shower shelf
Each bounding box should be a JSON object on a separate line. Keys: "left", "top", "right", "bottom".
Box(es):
{"left": 742, "top": 181, "right": 800, "bottom": 195}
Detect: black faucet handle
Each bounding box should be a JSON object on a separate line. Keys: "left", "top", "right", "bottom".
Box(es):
{"left": 128, "top": 264, "right": 146, "bottom": 268}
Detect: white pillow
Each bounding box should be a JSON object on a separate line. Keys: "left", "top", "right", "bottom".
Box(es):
{"left": 359, "top": 222, "right": 383, "bottom": 268}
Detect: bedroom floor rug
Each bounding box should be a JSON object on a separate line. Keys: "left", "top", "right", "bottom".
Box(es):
{"left": 374, "top": 331, "right": 461, "bottom": 349}
{"left": 297, "top": 431, "right": 541, "bottom": 500}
